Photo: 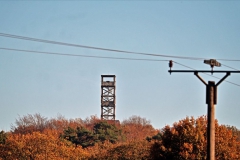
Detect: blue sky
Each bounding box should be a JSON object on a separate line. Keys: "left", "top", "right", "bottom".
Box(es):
{"left": 0, "top": 1, "right": 240, "bottom": 131}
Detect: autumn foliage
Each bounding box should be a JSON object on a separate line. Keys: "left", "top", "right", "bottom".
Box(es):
{"left": 150, "top": 116, "right": 240, "bottom": 160}
{"left": 0, "top": 114, "right": 240, "bottom": 159}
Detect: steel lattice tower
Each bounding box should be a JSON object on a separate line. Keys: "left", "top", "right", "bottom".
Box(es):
{"left": 101, "top": 75, "right": 116, "bottom": 120}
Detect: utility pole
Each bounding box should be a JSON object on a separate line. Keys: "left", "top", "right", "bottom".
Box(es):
{"left": 207, "top": 81, "right": 215, "bottom": 160}
{"left": 169, "top": 59, "right": 240, "bottom": 160}
{"left": 195, "top": 71, "right": 230, "bottom": 160}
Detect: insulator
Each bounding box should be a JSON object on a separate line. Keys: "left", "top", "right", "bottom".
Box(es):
{"left": 169, "top": 60, "right": 173, "bottom": 68}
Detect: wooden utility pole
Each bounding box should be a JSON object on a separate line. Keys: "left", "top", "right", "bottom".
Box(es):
{"left": 207, "top": 81, "right": 215, "bottom": 160}
{"left": 196, "top": 72, "right": 230, "bottom": 160}
{"left": 169, "top": 66, "right": 238, "bottom": 160}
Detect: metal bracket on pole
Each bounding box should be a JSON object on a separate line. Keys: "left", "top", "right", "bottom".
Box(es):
{"left": 194, "top": 72, "right": 207, "bottom": 86}
{"left": 216, "top": 72, "right": 230, "bottom": 86}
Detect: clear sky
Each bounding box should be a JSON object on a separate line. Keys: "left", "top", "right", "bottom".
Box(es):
{"left": 0, "top": 1, "right": 240, "bottom": 131}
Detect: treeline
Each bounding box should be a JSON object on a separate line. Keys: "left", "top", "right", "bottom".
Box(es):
{"left": 0, "top": 114, "right": 240, "bottom": 159}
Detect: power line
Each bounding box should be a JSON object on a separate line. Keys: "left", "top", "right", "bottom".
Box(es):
{"left": 0, "top": 47, "right": 168, "bottom": 62}
{"left": 1, "top": 47, "right": 239, "bottom": 87}
{"left": 0, "top": 33, "right": 203, "bottom": 60}
{"left": 0, "top": 32, "right": 227, "bottom": 61}
{"left": 221, "top": 64, "right": 240, "bottom": 71}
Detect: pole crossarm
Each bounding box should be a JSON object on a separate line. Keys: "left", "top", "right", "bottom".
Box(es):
{"left": 169, "top": 70, "right": 240, "bottom": 73}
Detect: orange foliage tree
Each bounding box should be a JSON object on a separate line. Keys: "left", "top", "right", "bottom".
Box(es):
{"left": 85, "top": 140, "right": 152, "bottom": 159}
{"left": 121, "top": 115, "right": 157, "bottom": 141}
{"left": 105, "top": 140, "right": 152, "bottom": 159}
{"left": 215, "top": 124, "right": 240, "bottom": 159}
{"left": 3, "top": 114, "right": 240, "bottom": 160}
{"left": 0, "top": 129, "right": 89, "bottom": 160}
{"left": 150, "top": 116, "right": 240, "bottom": 160}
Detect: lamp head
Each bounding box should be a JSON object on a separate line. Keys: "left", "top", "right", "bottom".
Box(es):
{"left": 204, "top": 59, "right": 221, "bottom": 68}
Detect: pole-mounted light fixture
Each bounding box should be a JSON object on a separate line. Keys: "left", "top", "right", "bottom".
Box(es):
{"left": 204, "top": 59, "right": 221, "bottom": 73}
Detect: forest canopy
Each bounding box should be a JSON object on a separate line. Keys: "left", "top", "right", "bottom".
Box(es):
{"left": 0, "top": 114, "right": 240, "bottom": 160}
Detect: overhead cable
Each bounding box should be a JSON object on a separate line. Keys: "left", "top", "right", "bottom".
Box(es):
{"left": 0, "top": 33, "right": 212, "bottom": 61}
{"left": 221, "top": 64, "right": 240, "bottom": 71}
{"left": 0, "top": 47, "right": 239, "bottom": 87}
{"left": 0, "top": 47, "right": 168, "bottom": 62}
